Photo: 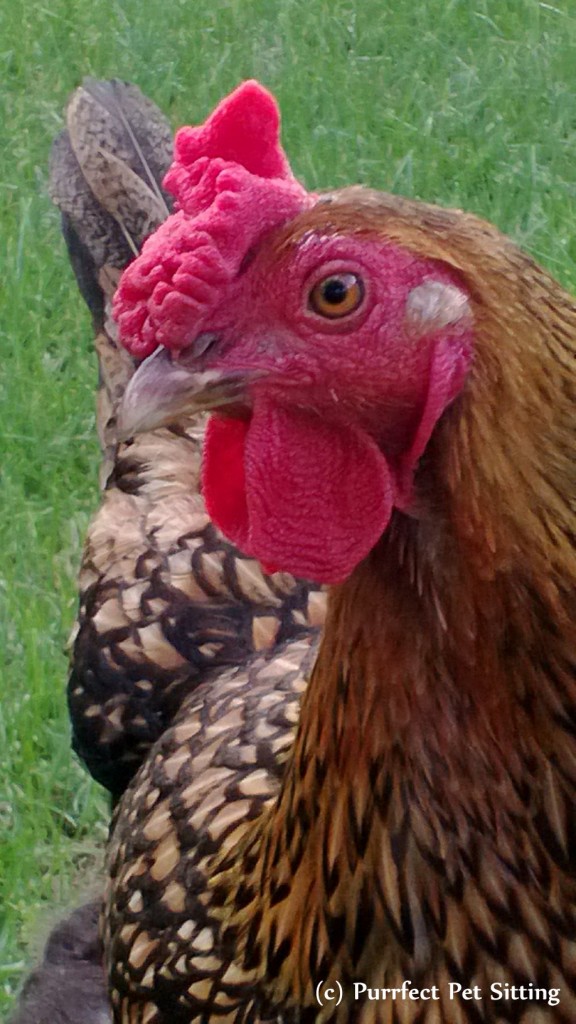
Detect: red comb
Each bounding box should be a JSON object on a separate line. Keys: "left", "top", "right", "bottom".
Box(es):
{"left": 114, "top": 81, "right": 312, "bottom": 357}
{"left": 166, "top": 80, "right": 293, "bottom": 202}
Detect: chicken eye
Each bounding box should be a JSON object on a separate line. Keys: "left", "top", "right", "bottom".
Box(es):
{"left": 309, "top": 273, "right": 364, "bottom": 319}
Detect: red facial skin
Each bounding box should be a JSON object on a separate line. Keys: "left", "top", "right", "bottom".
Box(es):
{"left": 182, "top": 232, "right": 470, "bottom": 449}
{"left": 115, "top": 82, "right": 473, "bottom": 584}
{"left": 173, "top": 229, "right": 473, "bottom": 584}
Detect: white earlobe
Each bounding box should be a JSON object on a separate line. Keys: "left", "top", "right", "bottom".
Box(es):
{"left": 405, "top": 280, "right": 471, "bottom": 335}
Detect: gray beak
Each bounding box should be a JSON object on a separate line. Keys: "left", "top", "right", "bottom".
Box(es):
{"left": 117, "top": 346, "right": 250, "bottom": 439}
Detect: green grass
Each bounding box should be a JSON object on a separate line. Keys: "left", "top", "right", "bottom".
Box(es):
{"left": 2, "top": 0, "right": 576, "bottom": 1013}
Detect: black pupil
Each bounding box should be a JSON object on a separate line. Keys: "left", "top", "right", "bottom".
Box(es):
{"left": 322, "top": 277, "right": 349, "bottom": 304}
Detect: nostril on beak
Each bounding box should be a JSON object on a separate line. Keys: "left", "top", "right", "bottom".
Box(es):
{"left": 192, "top": 332, "right": 220, "bottom": 358}
{"left": 174, "top": 332, "right": 221, "bottom": 365}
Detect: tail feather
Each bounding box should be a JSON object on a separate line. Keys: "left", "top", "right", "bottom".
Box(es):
{"left": 76, "top": 78, "right": 172, "bottom": 222}
{"left": 50, "top": 79, "right": 172, "bottom": 273}
{"left": 49, "top": 79, "right": 174, "bottom": 478}
{"left": 49, "top": 130, "right": 132, "bottom": 301}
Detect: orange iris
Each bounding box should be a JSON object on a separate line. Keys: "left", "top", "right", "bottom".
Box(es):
{"left": 309, "top": 273, "right": 365, "bottom": 319}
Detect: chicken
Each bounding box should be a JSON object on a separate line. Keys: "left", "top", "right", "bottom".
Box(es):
{"left": 9, "top": 79, "right": 327, "bottom": 1024}
{"left": 98, "top": 80, "right": 576, "bottom": 1023}
{"left": 48, "top": 79, "right": 325, "bottom": 800}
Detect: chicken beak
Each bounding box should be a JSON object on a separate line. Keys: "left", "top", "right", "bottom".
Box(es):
{"left": 117, "top": 345, "right": 250, "bottom": 439}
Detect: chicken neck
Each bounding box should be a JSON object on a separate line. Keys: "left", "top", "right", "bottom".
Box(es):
{"left": 215, "top": 371, "right": 576, "bottom": 1015}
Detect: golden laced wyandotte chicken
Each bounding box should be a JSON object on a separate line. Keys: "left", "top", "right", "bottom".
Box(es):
{"left": 13, "top": 75, "right": 576, "bottom": 1023}
{"left": 9, "top": 80, "right": 324, "bottom": 1024}
{"left": 49, "top": 79, "right": 325, "bottom": 803}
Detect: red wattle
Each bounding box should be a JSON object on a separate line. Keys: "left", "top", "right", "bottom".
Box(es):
{"left": 203, "top": 416, "right": 250, "bottom": 550}
{"left": 204, "top": 400, "right": 395, "bottom": 585}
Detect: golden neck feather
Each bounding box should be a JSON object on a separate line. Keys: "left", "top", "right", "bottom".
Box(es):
{"left": 215, "top": 194, "right": 576, "bottom": 1009}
